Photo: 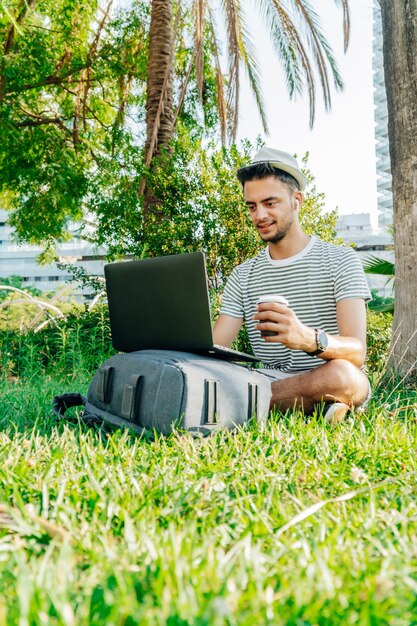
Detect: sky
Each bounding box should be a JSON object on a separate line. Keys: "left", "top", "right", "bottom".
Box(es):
{"left": 236, "top": 1, "right": 378, "bottom": 228}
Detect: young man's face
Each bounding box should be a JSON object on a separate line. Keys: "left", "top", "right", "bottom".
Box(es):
{"left": 244, "top": 176, "right": 301, "bottom": 243}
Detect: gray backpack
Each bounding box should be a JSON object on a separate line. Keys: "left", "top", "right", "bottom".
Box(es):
{"left": 52, "top": 350, "right": 272, "bottom": 436}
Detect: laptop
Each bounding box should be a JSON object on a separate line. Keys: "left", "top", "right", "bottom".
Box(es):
{"left": 104, "top": 252, "right": 259, "bottom": 363}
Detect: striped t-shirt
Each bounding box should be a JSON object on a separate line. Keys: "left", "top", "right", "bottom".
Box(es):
{"left": 219, "top": 236, "right": 371, "bottom": 373}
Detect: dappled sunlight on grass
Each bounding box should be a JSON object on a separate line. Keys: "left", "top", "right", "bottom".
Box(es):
{"left": 0, "top": 374, "right": 416, "bottom": 623}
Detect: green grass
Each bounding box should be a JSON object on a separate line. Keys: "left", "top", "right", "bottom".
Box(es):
{"left": 1, "top": 371, "right": 417, "bottom": 625}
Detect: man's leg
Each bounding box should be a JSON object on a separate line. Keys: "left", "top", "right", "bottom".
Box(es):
{"left": 269, "top": 359, "right": 370, "bottom": 414}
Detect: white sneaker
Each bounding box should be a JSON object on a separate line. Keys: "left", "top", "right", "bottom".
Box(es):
{"left": 323, "top": 402, "right": 350, "bottom": 424}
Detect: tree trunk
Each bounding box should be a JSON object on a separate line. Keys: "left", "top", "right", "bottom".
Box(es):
{"left": 378, "top": 0, "right": 417, "bottom": 375}
{"left": 143, "top": 0, "right": 175, "bottom": 225}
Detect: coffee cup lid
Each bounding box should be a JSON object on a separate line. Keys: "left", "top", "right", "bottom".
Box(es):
{"left": 257, "top": 295, "right": 288, "bottom": 305}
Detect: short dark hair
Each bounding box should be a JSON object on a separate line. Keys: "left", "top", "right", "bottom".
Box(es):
{"left": 236, "top": 162, "right": 300, "bottom": 192}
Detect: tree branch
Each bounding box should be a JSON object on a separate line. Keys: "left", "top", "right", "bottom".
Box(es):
{"left": 13, "top": 117, "right": 71, "bottom": 132}
{"left": 4, "top": 63, "right": 94, "bottom": 96}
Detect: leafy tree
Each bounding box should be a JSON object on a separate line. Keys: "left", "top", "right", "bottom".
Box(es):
{"left": 366, "top": 309, "right": 393, "bottom": 374}
{"left": 88, "top": 136, "right": 342, "bottom": 285}
{"left": 1, "top": 0, "right": 352, "bottom": 248}
{"left": 0, "top": 0, "right": 149, "bottom": 245}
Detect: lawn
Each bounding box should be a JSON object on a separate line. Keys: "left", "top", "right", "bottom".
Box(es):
{"left": 1, "top": 371, "right": 417, "bottom": 625}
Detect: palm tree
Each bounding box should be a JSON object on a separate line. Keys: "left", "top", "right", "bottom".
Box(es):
{"left": 143, "top": 0, "right": 351, "bottom": 220}
{"left": 142, "top": 0, "right": 176, "bottom": 223}
{"left": 377, "top": 0, "right": 417, "bottom": 375}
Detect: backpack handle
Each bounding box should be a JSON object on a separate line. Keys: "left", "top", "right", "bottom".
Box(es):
{"left": 52, "top": 393, "right": 87, "bottom": 417}
{"left": 51, "top": 392, "right": 103, "bottom": 427}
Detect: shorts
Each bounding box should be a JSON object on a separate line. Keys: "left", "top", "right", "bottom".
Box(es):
{"left": 258, "top": 367, "right": 372, "bottom": 411}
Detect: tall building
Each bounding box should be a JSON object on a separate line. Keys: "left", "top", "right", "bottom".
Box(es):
{"left": 0, "top": 209, "right": 106, "bottom": 299}
{"left": 373, "top": 2, "right": 393, "bottom": 230}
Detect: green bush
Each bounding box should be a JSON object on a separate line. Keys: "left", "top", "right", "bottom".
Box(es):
{"left": 1, "top": 297, "right": 392, "bottom": 380}
{"left": 0, "top": 305, "right": 114, "bottom": 379}
{"left": 366, "top": 310, "right": 393, "bottom": 374}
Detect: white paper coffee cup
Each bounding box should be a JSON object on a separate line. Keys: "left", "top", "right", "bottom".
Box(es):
{"left": 256, "top": 295, "right": 289, "bottom": 337}
{"left": 257, "top": 295, "right": 289, "bottom": 306}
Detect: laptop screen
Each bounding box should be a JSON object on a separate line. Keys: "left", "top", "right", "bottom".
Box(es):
{"left": 104, "top": 252, "right": 215, "bottom": 353}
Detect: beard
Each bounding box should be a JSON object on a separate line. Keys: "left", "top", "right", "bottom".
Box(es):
{"left": 257, "top": 214, "right": 294, "bottom": 243}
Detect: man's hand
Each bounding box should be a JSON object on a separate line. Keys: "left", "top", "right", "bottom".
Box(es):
{"left": 253, "top": 298, "right": 367, "bottom": 368}
{"left": 253, "top": 302, "right": 316, "bottom": 351}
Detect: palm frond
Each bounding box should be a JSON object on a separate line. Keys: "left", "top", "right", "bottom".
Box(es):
{"left": 295, "top": 0, "right": 345, "bottom": 89}
{"left": 258, "top": 0, "right": 346, "bottom": 126}
{"left": 363, "top": 255, "right": 395, "bottom": 279}
{"left": 215, "top": 66, "right": 228, "bottom": 146}
{"left": 206, "top": 7, "right": 227, "bottom": 146}
{"left": 385, "top": 223, "right": 394, "bottom": 241}
{"left": 292, "top": 0, "right": 331, "bottom": 100}
{"left": 332, "top": 0, "right": 351, "bottom": 52}
{"left": 174, "top": 52, "right": 195, "bottom": 125}
{"left": 257, "top": 0, "right": 304, "bottom": 98}
{"left": 291, "top": 0, "right": 344, "bottom": 112}
{"left": 221, "top": 0, "right": 240, "bottom": 142}
{"left": 194, "top": 0, "right": 205, "bottom": 103}
{"left": 264, "top": 0, "right": 316, "bottom": 126}
{"left": 237, "top": 6, "right": 269, "bottom": 135}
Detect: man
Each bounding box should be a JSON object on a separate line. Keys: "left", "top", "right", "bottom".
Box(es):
{"left": 213, "top": 147, "right": 371, "bottom": 423}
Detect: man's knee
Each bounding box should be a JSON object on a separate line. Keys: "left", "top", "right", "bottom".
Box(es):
{"left": 319, "top": 359, "right": 369, "bottom": 406}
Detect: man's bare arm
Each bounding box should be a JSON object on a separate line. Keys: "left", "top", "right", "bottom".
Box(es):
{"left": 254, "top": 298, "right": 367, "bottom": 368}
{"left": 320, "top": 297, "right": 367, "bottom": 366}
{"left": 213, "top": 314, "right": 243, "bottom": 347}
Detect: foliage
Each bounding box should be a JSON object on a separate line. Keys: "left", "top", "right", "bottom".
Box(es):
{"left": 368, "top": 288, "right": 394, "bottom": 313}
{"left": 0, "top": 275, "right": 41, "bottom": 301}
{"left": 298, "top": 153, "right": 343, "bottom": 245}
{"left": 55, "top": 262, "right": 105, "bottom": 295}
{"left": 0, "top": 275, "right": 82, "bottom": 331}
{"left": 181, "top": 0, "right": 350, "bottom": 137}
{"left": 0, "top": 0, "right": 351, "bottom": 250}
{"left": 363, "top": 255, "right": 395, "bottom": 280}
{"left": 366, "top": 310, "right": 393, "bottom": 374}
{"left": 363, "top": 227, "right": 395, "bottom": 312}
{"left": 0, "top": 0, "right": 150, "bottom": 245}
{"left": 0, "top": 0, "right": 240, "bottom": 248}
{"left": 90, "top": 137, "right": 344, "bottom": 285}
{"left": 1, "top": 291, "right": 393, "bottom": 382}
{"left": 0, "top": 304, "right": 114, "bottom": 378}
